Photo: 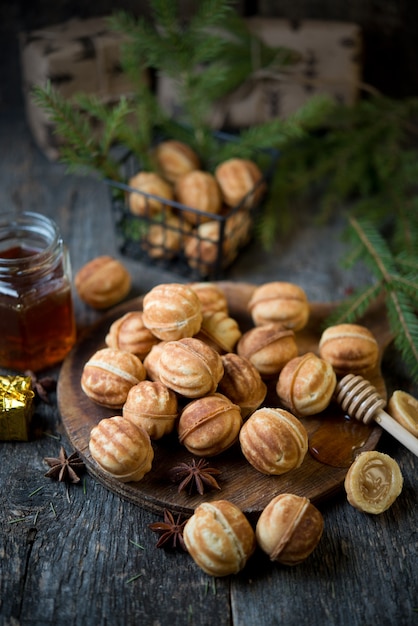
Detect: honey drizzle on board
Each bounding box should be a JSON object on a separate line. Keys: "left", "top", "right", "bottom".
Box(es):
{"left": 308, "top": 404, "right": 376, "bottom": 468}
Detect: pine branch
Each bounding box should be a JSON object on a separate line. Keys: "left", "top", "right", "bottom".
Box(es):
{"left": 385, "top": 288, "right": 418, "bottom": 382}
{"left": 325, "top": 282, "right": 383, "bottom": 327}
{"left": 329, "top": 217, "right": 418, "bottom": 383}
{"left": 347, "top": 217, "right": 398, "bottom": 278}
{"left": 32, "top": 83, "right": 123, "bottom": 180}
{"left": 391, "top": 274, "right": 418, "bottom": 304}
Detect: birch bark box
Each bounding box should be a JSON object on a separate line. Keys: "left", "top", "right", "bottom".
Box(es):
{"left": 157, "top": 18, "right": 362, "bottom": 128}
{"left": 19, "top": 17, "right": 138, "bottom": 160}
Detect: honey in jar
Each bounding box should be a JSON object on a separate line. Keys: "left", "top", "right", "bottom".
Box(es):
{"left": 0, "top": 212, "right": 76, "bottom": 371}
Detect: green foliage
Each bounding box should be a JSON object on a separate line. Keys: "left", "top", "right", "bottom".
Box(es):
{"left": 326, "top": 217, "right": 418, "bottom": 382}
{"left": 109, "top": 0, "right": 301, "bottom": 155}
{"left": 32, "top": 82, "right": 131, "bottom": 180}
{"left": 258, "top": 95, "right": 418, "bottom": 381}
{"left": 267, "top": 95, "right": 418, "bottom": 244}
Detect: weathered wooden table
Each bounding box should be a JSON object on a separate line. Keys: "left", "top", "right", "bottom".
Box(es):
{"left": 1, "top": 105, "right": 417, "bottom": 626}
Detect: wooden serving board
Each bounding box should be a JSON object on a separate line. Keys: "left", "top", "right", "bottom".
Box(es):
{"left": 58, "top": 282, "right": 392, "bottom": 520}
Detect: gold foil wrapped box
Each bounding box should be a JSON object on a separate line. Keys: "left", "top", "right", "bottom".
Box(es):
{"left": 0, "top": 375, "right": 34, "bottom": 441}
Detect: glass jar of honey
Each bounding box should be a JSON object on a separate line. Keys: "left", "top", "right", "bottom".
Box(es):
{"left": 0, "top": 212, "right": 76, "bottom": 372}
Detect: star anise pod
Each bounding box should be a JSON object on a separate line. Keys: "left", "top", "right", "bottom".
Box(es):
{"left": 44, "top": 446, "right": 85, "bottom": 484}
{"left": 25, "top": 370, "right": 57, "bottom": 404}
{"left": 148, "top": 509, "right": 189, "bottom": 551}
{"left": 168, "top": 457, "right": 222, "bottom": 495}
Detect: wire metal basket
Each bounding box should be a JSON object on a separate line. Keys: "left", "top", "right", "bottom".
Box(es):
{"left": 108, "top": 137, "right": 278, "bottom": 280}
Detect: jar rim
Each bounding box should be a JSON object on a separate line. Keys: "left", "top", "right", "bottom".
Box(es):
{"left": 0, "top": 211, "right": 62, "bottom": 273}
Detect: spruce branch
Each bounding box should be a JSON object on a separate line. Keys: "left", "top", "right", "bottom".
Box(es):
{"left": 385, "top": 288, "right": 418, "bottom": 382}
{"left": 326, "top": 282, "right": 384, "bottom": 327}
{"left": 329, "top": 217, "right": 418, "bottom": 383}
{"left": 391, "top": 274, "right": 418, "bottom": 304}
{"left": 348, "top": 217, "right": 397, "bottom": 279}
{"left": 32, "top": 83, "right": 125, "bottom": 180}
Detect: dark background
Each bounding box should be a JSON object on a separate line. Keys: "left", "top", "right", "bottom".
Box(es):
{"left": 1, "top": 0, "right": 418, "bottom": 113}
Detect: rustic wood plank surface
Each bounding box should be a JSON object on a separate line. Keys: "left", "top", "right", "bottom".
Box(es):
{"left": 1, "top": 94, "right": 418, "bottom": 626}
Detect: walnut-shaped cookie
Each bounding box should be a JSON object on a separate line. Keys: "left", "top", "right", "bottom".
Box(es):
{"left": 319, "top": 323, "right": 379, "bottom": 375}
{"left": 81, "top": 348, "right": 146, "bottom": 408}
{"left": 184, "top": 211, "right": 251, "bottom": 276}
{"left": 175, "top": 170, "right": 223, "bottom": 225}
{"left": 143, "top": 212, "right": 192, "bottom": 260}
{"left": 75, "top": 256, "right": 131, "bottom": 310}
{"left": 223, "top": 208, "right": 253, "bottom": 252}
{"left": 256, "top": 494, "right": 324, "bottom": 565}
{"left": 143, "top": 341, "right": 167, "bottom": 382}
{"left": 142, "top": 283, "right": 202, "bottom": 341}
{"left": 189, "top": 282, "right": 229, "bottom": 314}
{"left": 184, "top": 220, "right": 228, "bottom": 276}
{"left": 195, "top": 310, "right": 242, "bottom": 354}
{"left": 123, "top": 380, "right": 178, "bottom": 440}
{"left": 276, "top": 352, "right": 337, "bottom": 417}
{"left": 237, "top": 324, "right": 298, "bottom": 378}
{"left": 239, "top": 407, "right": 308, "bottom": 475}
{"left": 215, "top": 158, "right": 265, "bottom": 209}
{"left": 178, "top": 393, "right": 242, "bottom": 457}
{"left": 153, "top": 139, "right": 200, "bottom": 184}
{"left": 89, "top": 415, "right": 153, "bottom": 482}
{"left": 183, "top": 500, "right": 256, "bottom": 576}
{"left": 128, "top": 171, "right": 173, "bottom": 217}
{"left": 218, "top": 353, "right": 267, "bottom": 419}
{"left": 105, "top": 311, "right": 160, "bottom": 360}
{"left": 158, "top": 337, "right": 224, "bottom": 398}
{"left": 248, "top": 281, "right": 309, "bottom": 331}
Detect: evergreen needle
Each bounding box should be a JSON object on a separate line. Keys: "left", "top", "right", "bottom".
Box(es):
{"left": 28, "top": 486, "right": 45, "bottom": 497}
{"left": 126, "top": 573, "right": 143, "bottom": 583}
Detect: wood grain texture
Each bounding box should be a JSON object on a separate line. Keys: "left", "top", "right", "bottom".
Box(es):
{"left": 57, "top": 282, "right": 390, "bottom": 519}
{"left": 1, "top": 66, "right": 417, "bottom": 626}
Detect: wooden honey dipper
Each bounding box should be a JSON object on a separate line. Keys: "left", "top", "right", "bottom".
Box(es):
{"left": 334, "top": 373, "right": 418, "bottom": 457}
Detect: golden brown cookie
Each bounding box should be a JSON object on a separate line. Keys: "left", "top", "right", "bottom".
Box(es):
{"left": 195, "top": 310, "right": 242, "bottom": 354}
{"left": 218, "top": 353, "right": 267, "bottom": 418}
{"left": 75, "top": 256, "right": 131, "bottom": 310}
{"left": 143, "top": 213, "right": 192, "bottom": 260}
{"left": 248, "top": 281, "right": 309, "bottom": 331}
{"left": 189, "top": 282, "right": 229, "bottom": 314}
{"left": 142, "top": 283, "right": 202, "bottom": 341}
{"left": 153, "top": 140, "right": 200, "bottom": 183}
{"left": 105, "top": 311, "right": 160, "bottom": 360}
{"left": 143, "top": 341, "right": 167, "bottom": 382}
{"left": 215, "top": 158, "right": 265, "bottom": 209}
{"left": 128, "top": 171, "right": 173, "bottom": 216}
{"left": 256, "top": 494, "right": 324, "bottom": 565}
{"left": 183, "top": 500, "right": 256, "bottom": 576}
{"left": 158, "top": 337, "right": 224, "bottom": 398}
{"left": 81, "top": 348, "right": 146, "bottom": 408}
{"left": 237, "top": 324, "right": 298, "bottom": 378}
{"left": 319, "top": 323, "right": 379, "bottom": 375}
{"left": 239, "top": 407, "right": 308, "bottom": 475}
{"left": 89, "top": 415, "right": 154, "bottom": 482}
{"left": 175, "top": 170, "right": 222, "bottom": 224}
{"left": 178, "top": 393, "right": 242, "bottom": 456}
{"left": 276, "top": 352, "right": 337, "bottom": 417}
{"left": 123, "top": 380, "right": 178, "bottom": 439}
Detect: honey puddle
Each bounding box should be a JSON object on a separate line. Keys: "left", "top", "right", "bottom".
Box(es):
{"left": 308, "top": 408, "right": 375, "bottom": 468}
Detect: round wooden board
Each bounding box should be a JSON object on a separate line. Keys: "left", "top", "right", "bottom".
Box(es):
{"left": 58, "top": 282, "right": 392, "bottom": 520}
